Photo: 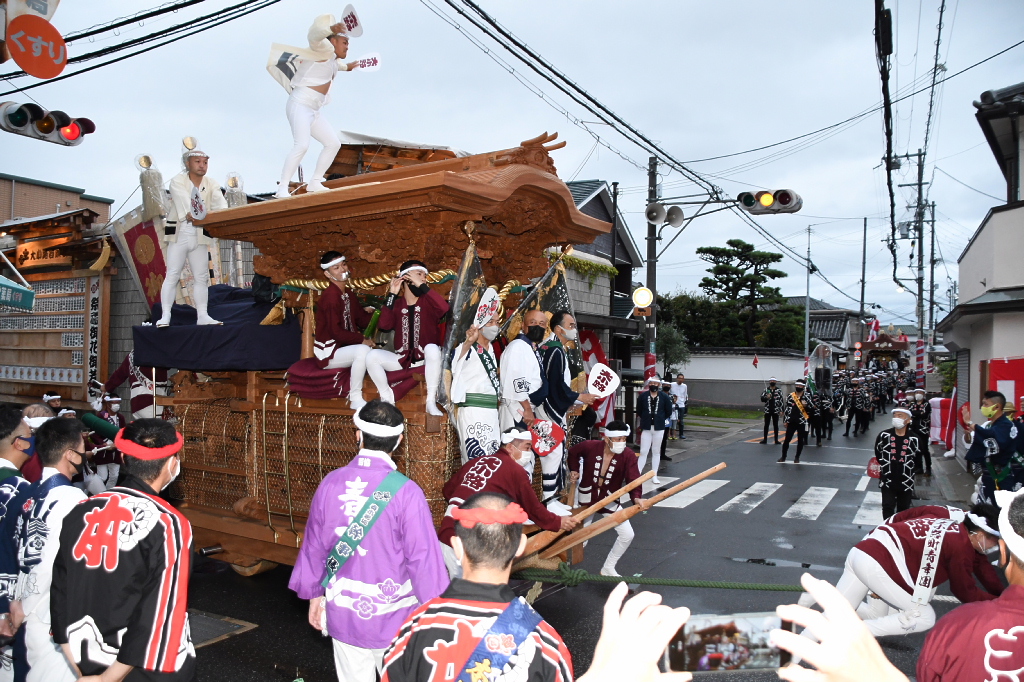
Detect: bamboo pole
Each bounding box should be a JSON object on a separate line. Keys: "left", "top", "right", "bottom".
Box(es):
{"left": 538, "top": 463, "right": 727, "bottom": 559}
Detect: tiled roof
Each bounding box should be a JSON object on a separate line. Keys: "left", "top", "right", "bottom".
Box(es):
{"left": 566, "top": 180, "right": 605, "bottom": 206}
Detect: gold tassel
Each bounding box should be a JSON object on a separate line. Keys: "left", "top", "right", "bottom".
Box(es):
{"left": 260, "top": 299, "right": 286, "bottom": 325}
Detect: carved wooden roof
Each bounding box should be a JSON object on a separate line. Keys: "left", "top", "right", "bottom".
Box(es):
{"left": 199, "top": 133, "right": 611, "bottom": 286}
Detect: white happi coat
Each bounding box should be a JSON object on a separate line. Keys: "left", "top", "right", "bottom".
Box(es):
{"left": 450, "top": 343, "right": 500, "bottom": 463}
{"left": 498, "top": 337, "right": 543, "bottom": 431}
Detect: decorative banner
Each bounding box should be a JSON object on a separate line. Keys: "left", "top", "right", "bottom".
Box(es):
{"left": 189, "top": 186, "right": 207, "bottom": 221}
{"left": 473, "top": 287, "right": 499, "bottom": 328}
{"left": 6, "top": 14, "right": 67, "bottom": 79}
{"left": 86, "top": 276, "right": 101, "bottom": 390}
{"left": 579, "top": 329, "right": 614, "bottom": 427}
{"left": 355, "top": 52, "right": 381, "bottom": 71}
{"left": 339, "top": 4, "right": 363, "bottom": 37}
{"left": 119, "top": 218, "right": 167, "bottom": 309}
{"left": 587, "top": 362, "right": 620, "bottom": 399}
{"left": 530, "top": 420, "right": 565, "bottom": 457}
{"left": 16, "top": 236, "right": 72, "bottom": 271}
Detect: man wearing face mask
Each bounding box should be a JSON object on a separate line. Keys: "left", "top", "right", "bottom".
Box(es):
{"left": 498, "top": 309, "right": 549, "bottom": 431}
{"left": 0, "top": 407, "right": 33, "bottom": 677}
{"left": 568, "top": 421, "right": 649, "bottom": 576}
{"left": 537, "top": 311, "right": 597, "bottom": 507}
{"left": 636, "top": 377, "right": 673, "bottom": 484}
{"left": 369, "top": 260, "right": 450, "bottom": 416}
{"left": 50, "top": 419, "right": 197, "bottom": 682}
{"left": 90, "top": 393, "right": 126, "bottom": 491}
{"left": 908, "top": 389, "right": 933, "bottom": 476}
{"left": 778, "top": 379, "right": 814, "bottom": 464}
{"left": 875, "top": 407, "right": 921, "bottom": 519}
{"left": 0, "top": 417, "right": 88, "bottom": 682}
{"left": 760, "top": 377, "right": 783, "bottom": 445}
{"left": 438, "top": 427, "right": 576, "bottom": 579}
{"left": 450, "top": 313, "right": 502, "bottom": 462}
{"left": 964, "top": 391, "right": 1020, "bottom": 506}
{"left": 313, "top": 251, "right": 376, "bottom": 410}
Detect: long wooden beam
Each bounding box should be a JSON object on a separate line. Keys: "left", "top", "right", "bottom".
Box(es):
{"left": 538, "top": 463, "right": 727, "bottom": 559}
{"left": 523, "top": 471, "right": 654, "bottom": 556}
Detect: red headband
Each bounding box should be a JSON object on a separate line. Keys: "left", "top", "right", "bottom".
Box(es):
{"left": 451, "top": 503, "right": 528, "bottom": 528}
{"left": 113, "top": 429, "right": 184, "bottom": 460}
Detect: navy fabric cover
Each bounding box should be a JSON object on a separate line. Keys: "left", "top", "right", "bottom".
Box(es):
{"left": 134, "top": 285, "right": 300, "bottom": 370}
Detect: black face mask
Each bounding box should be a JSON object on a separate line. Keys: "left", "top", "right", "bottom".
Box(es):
{"left": 409, "top": 282, "right": 430, "bottom": 297}
{"left": 71, "top": 451, "right": 86, "bottom": 477}
{"left": 525, "top": 325, "right": 546, "bottom": 343}
{"left": 795, "top": 387, "right": 804, "bottom": 393}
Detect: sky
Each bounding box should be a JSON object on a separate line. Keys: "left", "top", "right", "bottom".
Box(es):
{"left": 2, "top": 0, "right": 1023, "bottom": 329}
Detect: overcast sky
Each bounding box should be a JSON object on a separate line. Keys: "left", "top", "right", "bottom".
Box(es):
{"left": 3, "top": 0, "right": 1022, "bottom": 328}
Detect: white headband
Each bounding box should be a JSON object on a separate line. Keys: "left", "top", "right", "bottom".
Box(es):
{"left": 602, "top": 426, "right": 631, "bottom": 438}
{"left": 501, "top": 428, "right": 531, "bottom": 444}
{"left": 57, "top": 409, "right": 75, "bottom": 417}
{"left": 23, "top": 416, "right": 50, "bottom": 429}
{"left": 996, "top": 490, "right": 1024, "bottom": 558}
{"left": 399, "top": 265, "right": 428, "bottom": 277}
{"left": 104, "top": 396, "right": 121, "bottom": 403}
{"left": 892, "top": 408, "right": 911, "bottom": 417}
{"left": 353, "top": 412, "right": 405, "bottom": 438}
{"left": 967, "top": 512, "right": 1000, "bottom": 537}
{"left": 43, "top": 393, "right": 60, "bottom": 401}
{"left": 321, "top": 255, "right": 345, "bottom": 270}
{"left": 769, "top": 377, "right": 777, "bottom": 381}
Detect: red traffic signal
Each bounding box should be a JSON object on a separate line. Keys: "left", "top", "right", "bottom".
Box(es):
{"left": 0, "top": 102, "right": 95, "bottom": 146}
{"left": 736, "top": 189, "right": 803, "bottom": 215}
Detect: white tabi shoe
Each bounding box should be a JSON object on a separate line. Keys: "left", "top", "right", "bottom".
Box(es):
{"left": 599, "top": 567, "right": 621, "bottom": 577}
{"left": 545, "top": 499, "right": 573, "bottom": 516}
{"left": 155, "top": 317, "right": 171, "bottom": 328}
{"left": 349, "top": 396, "right": 367, "bottom": 412}
{"left": 305, "top": 181, "right": 330, "bottom": 193}
{"left": 652, "top": 477, "right": 662, "bottom": 485}
{"left": 196, "top": 315, "right": 223, "bottom": 326}
{"left": 425, "top": 402, "right": 444, "bottom": 417}
{"left": 274, "top": 187, "right": 292, "bottom": 199}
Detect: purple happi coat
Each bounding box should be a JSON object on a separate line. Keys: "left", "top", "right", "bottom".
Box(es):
{"left": 289, "top": 449, "right": 449, "bottom": 649}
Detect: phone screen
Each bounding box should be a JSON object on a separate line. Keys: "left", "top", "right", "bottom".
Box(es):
{"left": 663, "top": 612, "right": 791, "bottom": 672}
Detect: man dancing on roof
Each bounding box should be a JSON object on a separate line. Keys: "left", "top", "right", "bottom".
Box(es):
{"left": 498, "top": 310, "right": 549, "bottom": 431}
{"left": 313, "top": 250, "right": 376, "bottom": 410}
{"left": 568, "top": 420, "right": 649, "bottom": 577}
{"left": 438, "top": 426, "right": 577, "bottom": 578}
{"left": 366, "top": 261, "right": 449, "bottom": 415}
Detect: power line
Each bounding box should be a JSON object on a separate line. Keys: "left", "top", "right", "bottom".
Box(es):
{"left": 64, "top": 0, "right": 209, "bottom": 43}
{"left": 935, "top": 167, "right": 1004, "bottom": 202}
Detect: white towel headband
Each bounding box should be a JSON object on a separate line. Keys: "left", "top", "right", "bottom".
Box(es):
{"left": 353, "top": 412, "right": 405, "bottom": 438}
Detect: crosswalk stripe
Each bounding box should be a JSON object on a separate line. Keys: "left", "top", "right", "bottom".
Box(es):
{"left": 856, "top": 476, "right": 870, "bottom": 491}
{"left": 853, "top": 491, "right": 884, "bottom": 525}
{"left": 716, "top": 483, "right": 783, "bottom": 514}
{"left": 654, "top": 479, "right": 730, "bottom": 509}
{"left": 782, "top": 487, "right": 838, "bottom": 521}
{"left": 778, "top": 461, "right": 864, "bottom": 470}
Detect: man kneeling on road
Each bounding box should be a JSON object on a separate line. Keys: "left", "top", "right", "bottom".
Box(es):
{"left": 438, "top": 426, "right": 578, "bottom": 578}
{"left": 382, "top": 492, "right": 574, "bottom": 682}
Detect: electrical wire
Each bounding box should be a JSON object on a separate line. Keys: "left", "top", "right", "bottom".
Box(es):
{"left": 64, "top": 0, "right": 210, "bottom": 43}
{"left": 935, "top": 167, "right": 1004, "bottom": 202}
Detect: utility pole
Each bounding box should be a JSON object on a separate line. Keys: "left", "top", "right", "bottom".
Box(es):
{"left": 609, "top": 181, "right": 619, "bottom": 316}
{"left": 645, "top": 157, "right": 659, "bottom": 370}
{"left": 859, "top": 216, "right": 867, "bottom": 349}
{"left": 927, "top": 201, "right": 936, "bottom": 347}
{"left": 804, "top": 225, "right": 811, "bottom": 376}
{"left": 896, "top": 149, "right": 927, "bottom": 341}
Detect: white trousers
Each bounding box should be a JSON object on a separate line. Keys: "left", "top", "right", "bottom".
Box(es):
{"left": 637, "top": 428, "right": 664, "bottom": 477}
{"left": 584, "top": 510, "right": 634, "bottom": 574}
{"left": 159, "top": 223, "right": 212, "bottom": 322}
{"left": 805, "top": 547, "right": 936, "bottom": 637}
{"left": 365, "top": 345, "right": 442, "bottom": 414}
{"left": 25, "top": 614, "right": 75, "bottom": 682}
{"left": 279, "top": 87, "right": 341, "bottom": 189}
{"left": 332, "top": 638, "right": 384, "bottom": 682}
{"left": 324, "top": 343, "right": 371, "bottom": 403}
{"left": 95, "top": 463, "right": 120, "bottom": 490}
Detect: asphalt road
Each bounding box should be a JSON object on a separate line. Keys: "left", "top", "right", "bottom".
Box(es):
{"left": 188, "top": 411, "right": 977, "bottom": 681}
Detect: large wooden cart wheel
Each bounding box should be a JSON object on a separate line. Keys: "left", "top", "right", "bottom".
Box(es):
{"left": 230, "top": 560, "right": 278, "bottom": 577}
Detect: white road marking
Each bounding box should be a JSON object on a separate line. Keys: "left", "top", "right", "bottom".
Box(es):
{"left": 779, "top": 461, "right": 864, "bottom": 470}
{"left": 855, "top": 476, "right": 870, "bottom": 491}
{"left": 654, "top": 479, "right": 730, "bottom": 509}
{"left": 782, "top": 487, "right": 839, "bottom": 521}
{"left": 716, "top": 483, "right": 783, "bottom": 514}
{"left": 853, "top": 491, "right": 884, "bottom": 526}
{"left": 623, "top": 476, "right": 679, "bottom": 504}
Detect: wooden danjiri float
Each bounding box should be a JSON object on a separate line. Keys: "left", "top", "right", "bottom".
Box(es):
{"left": 155, "top": 133, "right": 721, "bottom": 576}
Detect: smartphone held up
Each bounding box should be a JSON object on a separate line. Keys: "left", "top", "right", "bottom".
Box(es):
{"left": 664, "top": 612, "right": 792, "bottom": 672}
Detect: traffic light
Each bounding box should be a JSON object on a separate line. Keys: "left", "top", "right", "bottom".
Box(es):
{"left": 736, "top": 189, "right": 803, "bottom": 215}
{"left": 0, "top": 102, "right": 95, "bottom": 145}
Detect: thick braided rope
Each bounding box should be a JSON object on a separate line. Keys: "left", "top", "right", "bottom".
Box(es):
{"left": 511, "top": 563, "right": 804, "bottom": 592}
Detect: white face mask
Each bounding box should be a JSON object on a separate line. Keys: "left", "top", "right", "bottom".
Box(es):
{"left": 915, "top": 394, "right": 924, "bottom": 401}
{"left": 559, "top": 326, "right": 578, "bottom": 341}
{"left": 892, "top": 418, "right": 907, "bottom": 430}
{"left": 480, "top": 325, "right": 500, "bottom": 341}
{"left": 609, "top": 441, "right": 626, "bottom": 454}
{"left": 162, "top": 457, "right": 180, "bottom": 490}
{"left": 109, "top": 403, "right": 120, "bottom": 413}
{"left": 515, "top": 449, "right": 535, "bottom": 475}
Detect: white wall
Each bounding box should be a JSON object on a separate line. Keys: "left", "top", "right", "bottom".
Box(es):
{"left": 959, "top": 206, "right": 1024, "bottom": 303}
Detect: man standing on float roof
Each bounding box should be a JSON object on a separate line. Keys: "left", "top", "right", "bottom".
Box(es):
{"left": 157, "top": 137, "right": 228, "bottom": 327}
{"left": 449, "top": 311, "right": 503, "bottom": 462}
{"left": 272, "top": 14, "right": 360, "bottom": 198}
{"left": 313, "top": 251, "right": 376, "bottom": 410}
{"left": 498, "top": 309, "right": 549, "bottom": 432}
{"left": 289, "top": 400, "right": 448, "bottom": 682}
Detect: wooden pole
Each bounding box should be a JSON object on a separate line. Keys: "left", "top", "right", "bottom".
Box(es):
{"left": 523, "top": 471, "right": 654, "bottom": 556}
{"left": 538, "top": 462, "right": 726, "bottom": 559}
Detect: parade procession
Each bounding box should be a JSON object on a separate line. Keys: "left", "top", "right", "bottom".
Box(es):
{"left": 2, "top": 0, "right": 1024, "bottom": 680}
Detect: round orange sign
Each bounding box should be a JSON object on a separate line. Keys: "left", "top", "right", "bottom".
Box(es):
{"left": 6, "top": 14, "right": 67, "bottom": 79}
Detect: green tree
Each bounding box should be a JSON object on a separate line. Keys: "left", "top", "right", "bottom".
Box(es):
{"left": 656, "top": 323, "right": 690, "bottom": 377}
{"left": 658, "top": 292, "right": 744, "bottom": 348}
{"left": 696, "top": 239, "right": 788, "bottom": 346}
